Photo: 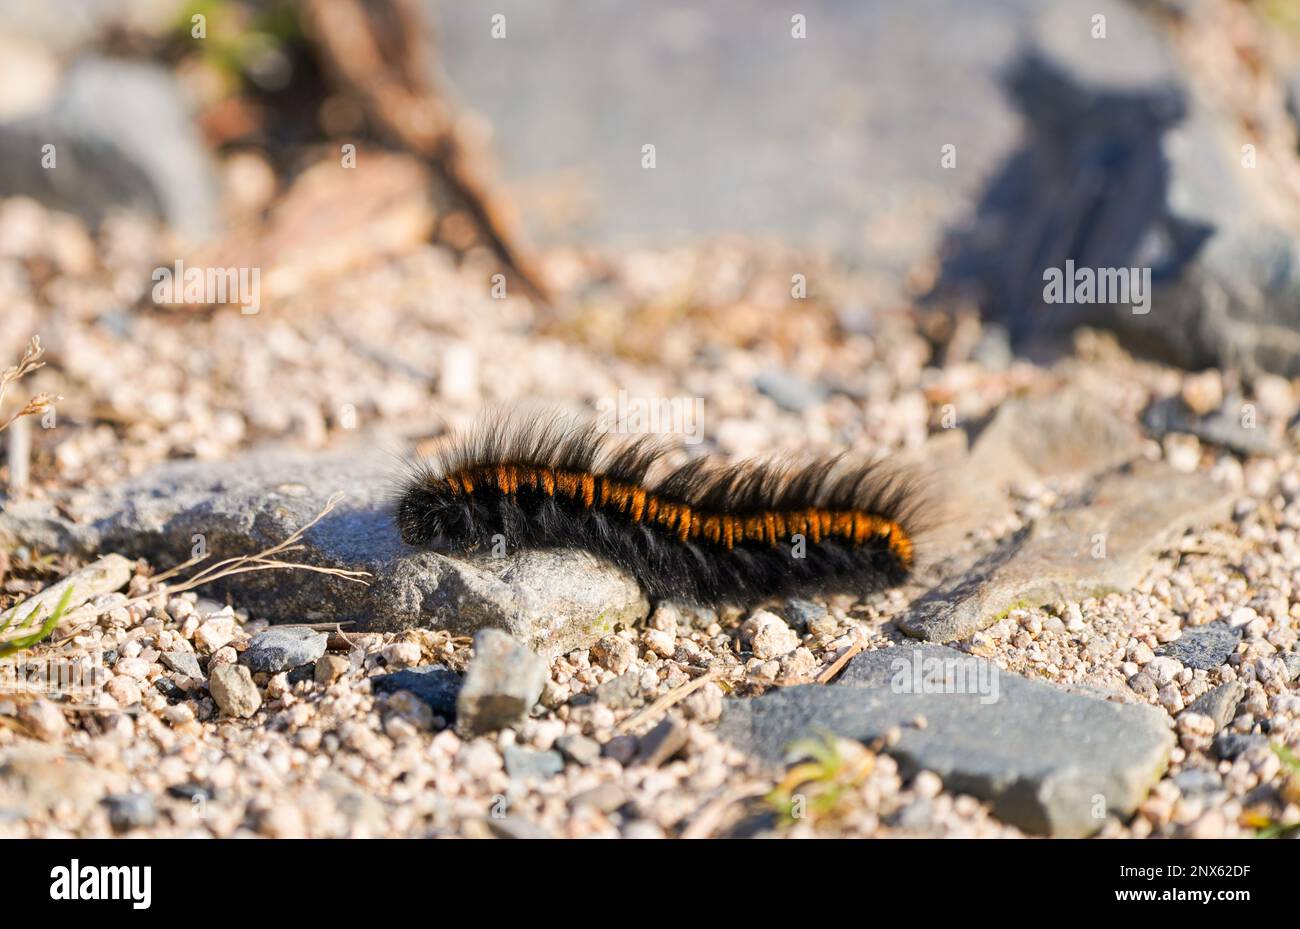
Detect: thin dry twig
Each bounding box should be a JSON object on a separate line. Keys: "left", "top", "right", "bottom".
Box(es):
{"left": 815, "top": 641, "right": 865, "bottom": 684}
{"left": 616, "top": 666, "right": 725, "bottom": 734}
{"left": 50, "top": 494, "right": 370, "bottom": 646}
{"left": 679, "top": 781, "right": 772, "bottom": 839}
{"left": 0, "top": 336, "right": 62, "bottom": 433}
{"left": 146, "top": 492, "right": 370, "bottom": 599}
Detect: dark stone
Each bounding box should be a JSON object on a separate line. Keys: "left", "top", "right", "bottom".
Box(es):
{"left": 1158, "top": 622, "right": 1241, "bottom": 671}
{"left": 102, "top": 793, "right": 156, "bottom": 832}
{"left": 153, "top": 678, "right": 185, "bottom": 703}
{"left": 371, "top": 665, "right": 462, "bottom": 717}
{"left": 634, "top": 717, "right": 689, "bottom": 767}
{"left": 165, "top": 782, "right": 210, "bottom": 803}
{"left": 602, "top": 734, "right": 639, "bottom": 766}
{"left": 1142, "top": 396, "right": 1279, "bottom": 456}
{"left": 1212, "top": 732, "right": 1268, "bottom": 761}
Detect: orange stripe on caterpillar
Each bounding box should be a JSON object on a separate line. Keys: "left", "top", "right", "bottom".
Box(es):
{"left": 432, "top": 467, "right": 914, "bottom": 565}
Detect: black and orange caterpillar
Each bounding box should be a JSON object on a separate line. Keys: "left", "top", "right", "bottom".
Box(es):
{"left": 394, "top": 409, "right": 925, "bottom": 605}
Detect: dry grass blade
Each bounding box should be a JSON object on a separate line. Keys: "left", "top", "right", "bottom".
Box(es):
{"left": 147, "top": 493, "right": 370, "bottom": 598}
{"left": 680, "top": 781, "right": 771, "bottom": 839}
{"left": 615, "top": 666, "right": 725, "bottom": 734}
{"left": 119, "top": 493, "right": 370, "bottom": 625}
{"left": 0, "top": 336, "right": 62, "bottom": 433}
{"left": 50, "top": 499, "right": 370, "bottom": 648}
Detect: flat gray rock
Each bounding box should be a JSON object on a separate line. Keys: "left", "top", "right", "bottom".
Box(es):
{"left": 717, "top": 644, "right": 1173, "bottom": 837}
{"left": 0, "top": 451, "right": 649, "bottom": 660}
{"left": 1142, "top": 396, "right": 1280, "bottom": 457}
{"left": 160, "top": 651, "right": 203, "bottom": 680}
{"left": 241, "top": 627, "right": 329, "bottom": 673}
{"left": 900, "top": 462, "right": 1233, "bottom": 643}
{"left": 966, "top": 388, "right": 1142, "bottom": 491}
{"left": 1158, "top": 622, "right": 1241, "bottom": 671}
{"left": 913, "top": 390, "right": 1141, "bottom": 558}
{"left": 503, "top": 746, "right": 564, "bottom": 782}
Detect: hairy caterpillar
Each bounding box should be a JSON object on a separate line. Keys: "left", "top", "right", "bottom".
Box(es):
{"left": 394, "top": 409, "right": 925, "bottom": 605}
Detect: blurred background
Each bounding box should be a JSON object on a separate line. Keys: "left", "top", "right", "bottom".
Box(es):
{"left": 1, "top": 0, "right": 1299, "bottom": 497}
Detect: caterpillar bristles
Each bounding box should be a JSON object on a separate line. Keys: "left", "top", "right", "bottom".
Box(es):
{"left": 394, "top": 407, "right": 928, "bottom": 606}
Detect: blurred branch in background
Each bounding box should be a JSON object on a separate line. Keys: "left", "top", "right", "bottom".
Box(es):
{"left": 297, "top": 0, "right": 550, "bottom": 303}
{"left": 0, "top": 0, "right": 548, "bottom": 312}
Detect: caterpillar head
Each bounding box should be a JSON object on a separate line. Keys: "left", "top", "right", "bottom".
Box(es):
{"left": 395, "top": 480, "right": 479, "bottom": 548}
